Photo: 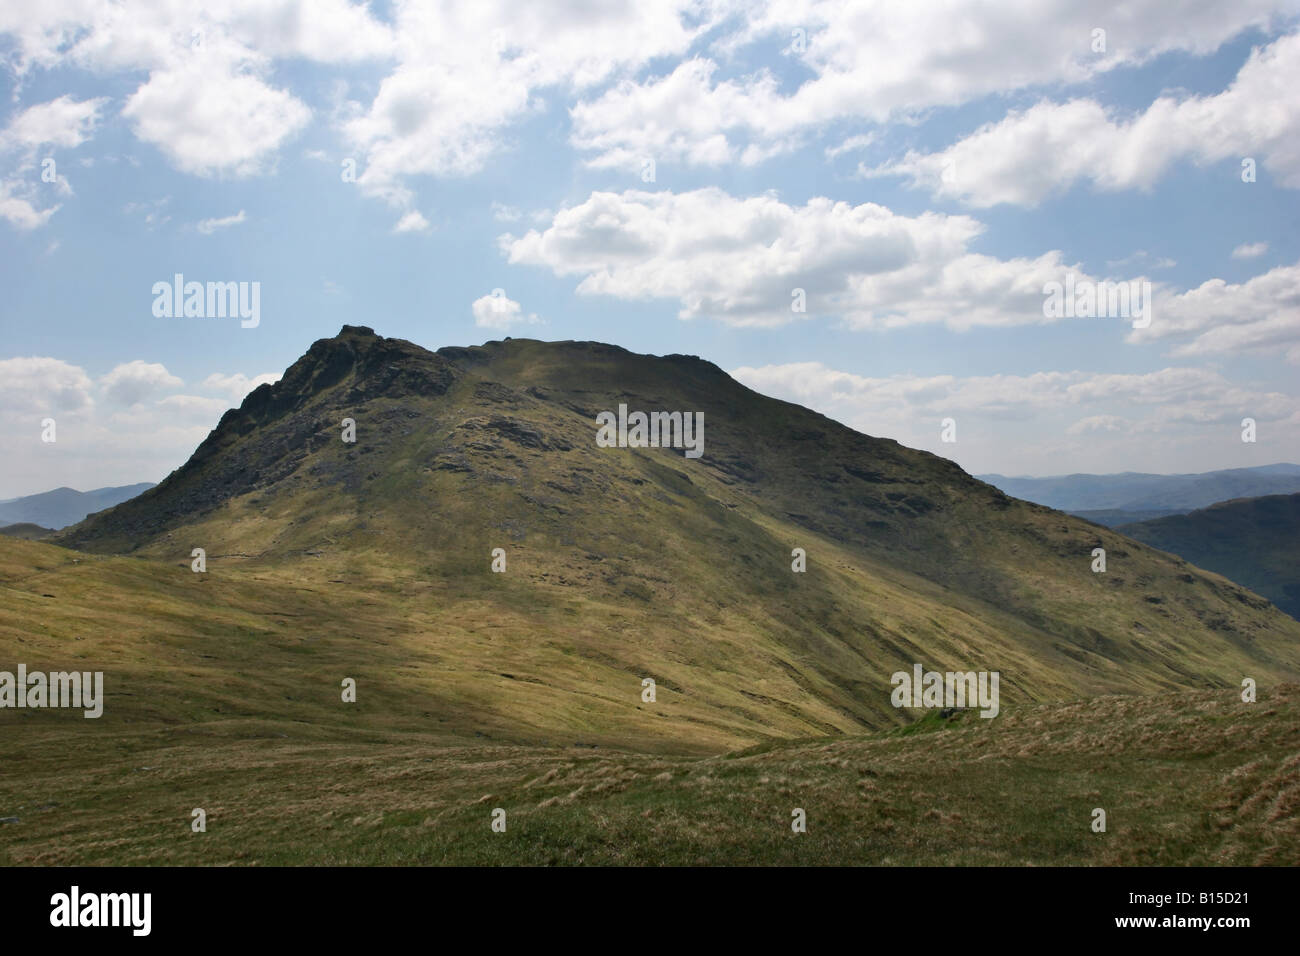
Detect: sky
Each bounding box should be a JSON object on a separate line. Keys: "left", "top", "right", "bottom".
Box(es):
{"left": 1, "top": 0, "right": 1298, "bottom": 498}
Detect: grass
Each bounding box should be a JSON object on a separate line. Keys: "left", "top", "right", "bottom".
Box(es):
{"left": 2, "top": 685, "right": 1297, "bottom": 865}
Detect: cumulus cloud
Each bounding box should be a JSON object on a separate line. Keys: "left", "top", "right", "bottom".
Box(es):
{"left": 570, "top": 58, "right": 799, "bottom": 169}
{"left": 571, "top": 0, "right": 1294, "bottom": 171}
{"left": 471, "top": 291, "right": 541, "bottom": 329}
{"left": 1, "top": 0, "right": 1294, "bottom": 211}
{"left": 1232, "top": 241, "right": 1270, "bottom": 259}
{"left": 0, "top": 357, "right": 95, "bottom": 414}
{"left": 0, "top": 2, "right": 384, "bottom": 178}
{"left": 201, "top": 372, "right": 282, "bottom": 401}
{"left": 100, "top": 361, "right": 183, "bottom": 406}
{"left": 0, "top": 95, "right": 106, "bottom": 229}
{"left": 1132, "top": 260, "right": 1300, "bottom": 362}
{"left": 502, "top": 187, "right": 1126, "bottom": 330}
{"left": 392, "top": 210, "right": 431, "bottom": 234}
{"left": 341, "top": 0, "right": 710, "bottom": 211}
{"left": 867, "top": 31, "right": 1300, "bottom": 207}
{"left": 122, "top": 50, "right": 311, "bottom": 177}
{"left": 0, "top": 95, "right": 107, "bottom": 152}
{"left": 0, "top": 355, "right": 283, "bottom": 496}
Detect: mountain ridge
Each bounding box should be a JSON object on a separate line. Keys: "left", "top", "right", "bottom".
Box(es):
{"left": 43, "top": 325, "right": 1300, "bottom": 748}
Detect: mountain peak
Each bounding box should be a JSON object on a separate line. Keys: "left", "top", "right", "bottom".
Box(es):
{"left": 50, "top": 324, "right": 1300, "bottom": 735}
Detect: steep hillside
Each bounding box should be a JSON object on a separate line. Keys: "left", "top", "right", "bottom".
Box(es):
{"left": 42, "top": 326, "right": 1300, "bottom": 747}
{"left": 1120, "top": 494, "right": 1300, "bottom": 621}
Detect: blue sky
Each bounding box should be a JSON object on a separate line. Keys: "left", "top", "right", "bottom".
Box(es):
{"left": 1, "top": 0, "right": 1298, "bottom": 497}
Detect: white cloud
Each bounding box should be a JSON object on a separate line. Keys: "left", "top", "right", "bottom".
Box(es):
{"left": 201, "top": 372, "right": 282, "bottom": 401}
{"left": 126, "top": 393, "right": 229, "bottom": 423}
{"left": 1130, "top": 260, "right": 1300, "bottom": 362}
{"left": 0, "top": 96, "right": 103, "bottom": 229}
{"left": 0, "top": 178, "right": 58, "bottom": 229}
{"left": 0, "top": 356, "right": 284, "bottom": 496}
{"left": 196, "top": 209, "right": 247, "bottom": 234}
{"left": 122, "top": 51, "right": 311, "bottom": 177}
{"left": 100, "top": 361, "right": 183, "bottom": 406}
{"left": 0, "top": 357, "right": 95, "bottom": 414}
{"left": 0, "top": 3, "right": 370, "bottom": 178}
{"left": 0, "top": 95, "right": 107, "bottom": 152}
{"left": 868, "top": 31, "right": 1300, "bottom": 207}
{"left": 1232, "top": 241, "right": 1270, "bottom": 259}
{"left": 471, "top": 291, "right": 541, "bottom": 330}
{"left": 729, "top": 361, "right": 1298, "bottom": 473}
{"left": 731, "top": 363, "right": 1296, "bottom": 424}
{"left": 570, "top": 58, "right": 798, "bottom": 169}
{"left": 503, "top": 187, "right": 1126, "bottom": 330}
{"left": 825, "top": 133, "right": 876, "bottom": 160}
{"left": 392, "top": 210, "right": 431, "bottom": 234}
{"left": 572, "top": 0, "right": 1296, "bottom": 171}
{"left": 342, "top": 0, "right": 710, "bottom": 211}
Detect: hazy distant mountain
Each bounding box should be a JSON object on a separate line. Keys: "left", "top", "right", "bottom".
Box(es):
{"left": 0, "top": 483, "right": 155, "bottom": 530}
{"left": 978, "top": 465, "right": 1300, "bottom": 526}
{"left": 1120, "top": 494, "right": 1300, "bottom": 621}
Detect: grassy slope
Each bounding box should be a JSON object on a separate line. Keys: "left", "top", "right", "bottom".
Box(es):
{"left": 1120, "top": 494, "right": 1300, "bottom": 621}
{"left": 3, "top": 681, "right": 1297, "bottom": 865}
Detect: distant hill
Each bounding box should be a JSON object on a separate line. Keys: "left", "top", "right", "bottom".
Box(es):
{"left": 978, "top": 465, "right": 1300, "bottom": 527}
{"left": 1068, "top": 508, "right": 1181, "bottom": 528}
{"left": 0, "top": 522, "right": 55, "bottom": 540}
{"left": 0, "top": 483, "right": 155, "bottom": 530}
{"left": 1119, "top": 494, "right": 1300, "bottom": 621}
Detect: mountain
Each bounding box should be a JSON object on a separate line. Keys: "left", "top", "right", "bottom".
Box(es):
{"left": 1119, "top": 494, "right": 1300, "bottom": 621}
{"left": 978, "top": 465, "right": 1300, "bottom": 524}
{"left": 0, "top": 482, "right": 155, "bottom": 530}
{"left": 0, "top": 522, "right": 54, "bottom": 540}
{"left": 43, "top": 325, "right": 1300, "bottom": 753}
